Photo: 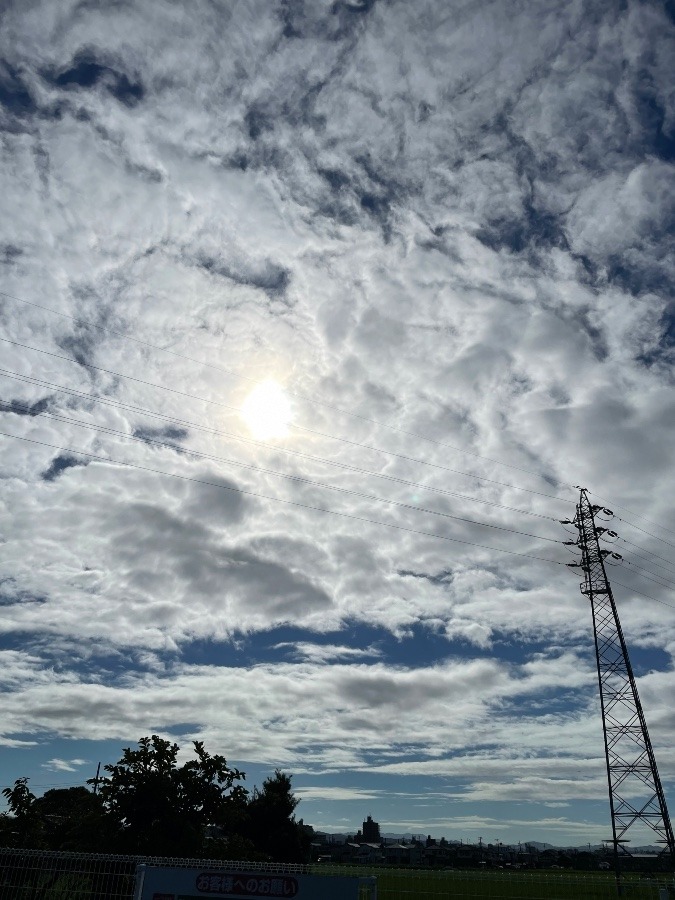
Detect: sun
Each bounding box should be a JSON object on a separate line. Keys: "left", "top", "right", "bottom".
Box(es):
{"left": 241, "top": 379, "right": 293, "bottom": 440}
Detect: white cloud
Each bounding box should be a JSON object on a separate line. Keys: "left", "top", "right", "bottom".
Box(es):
{"left": 1, "top": 0, "right": 674, "bottom": 846}
{"left": 295, "top": 786, "right": 384, "bottom": 802}
{"left": 273, "top": 642, "right": 383, "bottom": 663}
{"left": 41, "top": 758, "right": 89, "bottom": 773}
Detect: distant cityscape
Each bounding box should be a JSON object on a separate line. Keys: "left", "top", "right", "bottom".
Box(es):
{"left": 305, "top": 815, "right": 666, "bottom": 871}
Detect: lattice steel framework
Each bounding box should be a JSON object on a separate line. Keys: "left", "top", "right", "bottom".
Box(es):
{"left": 569, "top": 489, "right": 674, "bottom": 870}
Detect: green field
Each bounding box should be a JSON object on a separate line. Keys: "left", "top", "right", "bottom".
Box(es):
{"left": 312, "top": 864, "right": 675, "bottom": 899}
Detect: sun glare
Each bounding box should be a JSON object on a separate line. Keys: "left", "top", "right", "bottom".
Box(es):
{"left": 241, "top": 380, "right": 293, "bottom": 440}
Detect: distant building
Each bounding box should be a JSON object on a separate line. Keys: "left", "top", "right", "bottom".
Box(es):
{"left": 362, "top": 815, "right": 381, "bottom": 843}
{"left": 353, "top": 843, "right": 384, "bottom": 864}
{"left": 382, "top": 843, "right": 411, "bottom": 866}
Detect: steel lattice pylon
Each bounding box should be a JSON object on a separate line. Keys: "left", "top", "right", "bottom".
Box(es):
{"left": 569, "top": 489, "right": 674, "bottom": 873}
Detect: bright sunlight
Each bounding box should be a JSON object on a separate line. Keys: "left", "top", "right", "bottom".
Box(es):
{"left": 241, "top": 379, "right": 293, "bottom": 440}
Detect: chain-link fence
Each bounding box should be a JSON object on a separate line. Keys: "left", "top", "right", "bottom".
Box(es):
{"left": 1, "top": 849, "right": 673, "bottom": 900}
{"left": 0, "top": 851, "right": 310, "bottom": 900}
{"left": 0, "top": 850, "right": 377, "bottom": 900}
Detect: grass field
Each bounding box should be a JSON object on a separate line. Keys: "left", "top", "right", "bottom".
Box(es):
{"left": 312, "top": 864, "right": 675, "bottom": 899}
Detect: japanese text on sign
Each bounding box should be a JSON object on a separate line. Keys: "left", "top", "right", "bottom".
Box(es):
{"left": 135, "top": 863, "right": 372, "bottom": 900}
{"left": 195, "top": 873, "right": 298, "bottom": 897}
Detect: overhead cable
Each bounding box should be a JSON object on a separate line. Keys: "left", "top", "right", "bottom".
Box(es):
{"left": 0, "top": 336, "right": 572, "bottom": 503}
{"left": 0, "top": 287, "right": 572, "bottom": 488}
{"left": 617, "top": 536, "right": 675, "bottom": 570}
{"left": 617, "top": 540, "right": 675, "bottom": 579}
{"left": 0, "top": 368, "right": 561, "bottom": 522}
{"left": 588, "top": 490, "right": 675, "bottom": 540}
{"left": 614, "top": 516, "right": 675, "bottom": 552}
{"left": 610, "top": 561, "right": 675, "bottom": 593}
{"left": 2, "top": 398, "right": 564, "bottom": 544}
{"left": 0, "top": 429, "right": 569, "bottom": 568}
{"left": 606, "top": 573, "right": 675, "bottom": 613}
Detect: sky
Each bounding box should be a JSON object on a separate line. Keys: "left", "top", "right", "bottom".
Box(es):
{"left": 0, "top": 0, "right": 674, "bottom": 849}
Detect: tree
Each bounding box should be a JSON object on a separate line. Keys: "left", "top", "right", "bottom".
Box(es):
{"left": 1, "top": 737, "right": 306, "bottom": 860}
{"left": 0, "top": 781, "right": 112, "bottom": 852}
{"left": 243, "top": 770, "right": 311, "bottom": 863}
{"left": 96, "top": 735, "right": 249, "bottom": 856}
{"left": 34, "top": 786, "right": 110, "bottom": 851}
{"left": 0, "top": 778, "right": 43, "bottom": 848}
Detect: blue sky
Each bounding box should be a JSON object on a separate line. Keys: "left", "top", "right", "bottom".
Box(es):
{"left": 1, "top": 0, "right": 674, "bottom": 849}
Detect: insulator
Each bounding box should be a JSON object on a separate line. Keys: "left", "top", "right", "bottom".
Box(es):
{"left": 606, "top": 530, "right": 618, "bottom": 538}
{"left": 592, "top": 505, "right": 603, "bottom": 512}
{"left": 611, "top": 552, "right": 623, "bottom": 560}
{"left": 566, "top": 562, "right": 581, "bottom": 568}
{"left": 603, "top": 508, "right": 613, "bottom": 516}
{"left": 560, "top": 519, "right": 575, "bottom": 525}
{"left": 563, "top": 541, "right": 578, "bottom": 546}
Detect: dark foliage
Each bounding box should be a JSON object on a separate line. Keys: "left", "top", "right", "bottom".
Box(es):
{"left": 0, "top": 737, "right": 308, "bottom": 862}
{"left": 242, "top": 770, "right": 312, "bottom": 863}
{"left": 0, "top": 781, "right": 111, "bottom": 852}
{"left": 96, "top": 735, "right": 249, "bottom": 857}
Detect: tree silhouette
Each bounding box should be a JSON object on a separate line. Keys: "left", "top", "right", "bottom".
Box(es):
{"left": 1, "top": 738, "right": 305, "bottom": 860}
{"left": 243, "top": 770, "right": 311, "bottom": 863}
{"left": 0, "top": 777, "right": 43, "bottom": 848}
{"left": 36, "top": 786, "right": 110, "bottom": 851}
{"left": 96, "top": 735, "right": 249, "bottom": 856}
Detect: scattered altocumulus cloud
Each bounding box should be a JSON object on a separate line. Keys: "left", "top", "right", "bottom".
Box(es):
{"left": 0, "top": 0, "right": 674, "bottom": 846}
{"left": 41, "top": 758, "right": 89, "bottom": 773}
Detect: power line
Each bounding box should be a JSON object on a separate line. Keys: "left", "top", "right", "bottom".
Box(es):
{"left": 614, "top": 515, "right": 675, "bottom": 552}
{"left": 6, "top": 289, "right": 675, "bottom": 556}
{"left": 617, "top": 540, "right": 675, "bottom": 579}
{"left": 2, "top": 397, "right": 564, "bottom": 545}
{"left": 606, "top": 572, "right": 675, "bottom": 613}
{"left": 588, "top": 490, "right": 675, "bottom": 540}
{"left": 13, "top": 781, "right": 87, "bottom": 789}
{"left": 0, "top": 367, "right": 561, "bottom": 523}
{"left": 0, "top": 287, "right": 572, "bottom": 488}
{"left": 617, "top": 536, "right": 675, "bottom": 574}
{"left": 0, "top": 336, "right": 573, "bottom": 503}
{"left": 0, "top": 429, "right": 568, "bottom": 567}
{"left": 610, "top": 561, "right": 675, "bottom": 593}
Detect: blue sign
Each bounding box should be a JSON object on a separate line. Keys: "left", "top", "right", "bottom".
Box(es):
{"left": 133, "top": 865, "right": 376, "bottom": 900}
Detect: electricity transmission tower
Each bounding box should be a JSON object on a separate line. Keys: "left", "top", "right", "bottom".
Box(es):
{"left": 565, "top": 489, "right": 675, "bottom": 877}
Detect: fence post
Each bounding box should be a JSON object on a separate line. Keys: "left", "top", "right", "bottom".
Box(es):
{"left": 132, "top": 864, "right": 146, "bottom": 900}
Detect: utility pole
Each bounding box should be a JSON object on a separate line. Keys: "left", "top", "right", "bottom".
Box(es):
{"left": 565, "top": 489, "right": 675, "bottom": 888}
{"left": 92, "top": 762, "right": 101, "bottom": 795}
